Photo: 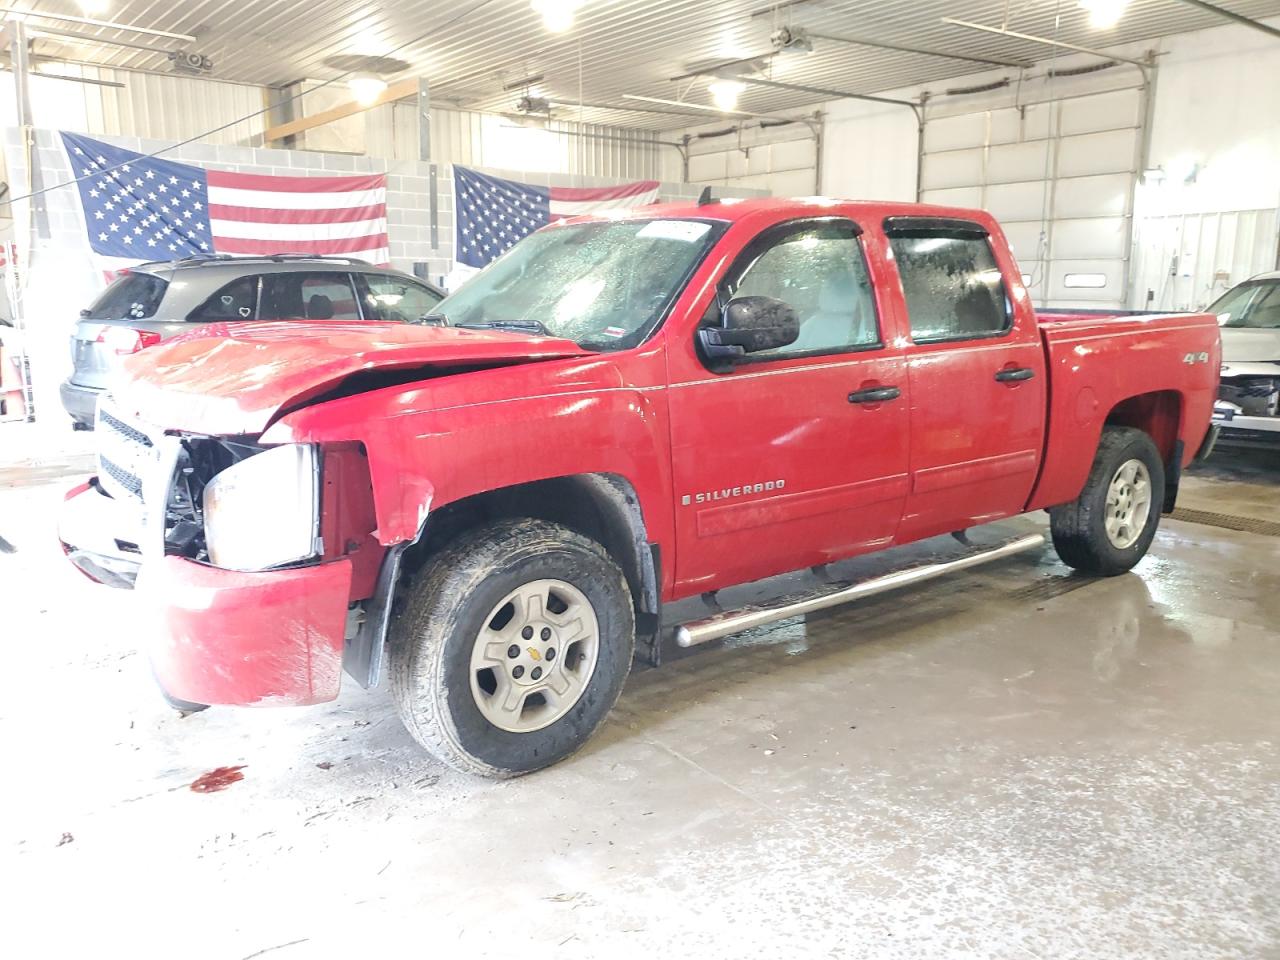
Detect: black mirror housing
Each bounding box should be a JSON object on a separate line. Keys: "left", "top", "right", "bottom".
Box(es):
{"left": 698, "top": 295, "right": 799, "bottom": 366}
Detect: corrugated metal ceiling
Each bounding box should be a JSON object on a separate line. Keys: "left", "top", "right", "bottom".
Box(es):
{"left": 9, "top": 0, "right": 1280, "bottom": 130}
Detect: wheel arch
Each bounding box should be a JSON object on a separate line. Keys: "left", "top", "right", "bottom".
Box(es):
{"left": 1104, "top": 389, "right": 1184, "bottom": 463}
{"left": 402, "top": 472, "right": 661, "bottom": 654}
{"left": 1104, "top": 389, "right": 1185, "bottom": 511}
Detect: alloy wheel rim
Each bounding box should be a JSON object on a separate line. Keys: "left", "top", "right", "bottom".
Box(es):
{"left": 1104, "top": 458, "right": 1152, "bottom": 550}
{"left": 468, "top": 578, "right": 600, "bottom": 733}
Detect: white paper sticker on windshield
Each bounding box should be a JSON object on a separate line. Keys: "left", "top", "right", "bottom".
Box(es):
{"left": 637, "top": 220, "right": 712, "bottom": 243}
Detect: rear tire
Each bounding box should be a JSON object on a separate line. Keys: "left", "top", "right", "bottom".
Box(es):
{"left": 1050, "top": 426, "right": 1165, "bottom": 576}
{"left": 389, "top": 518, "right": 635, "bottom": 778}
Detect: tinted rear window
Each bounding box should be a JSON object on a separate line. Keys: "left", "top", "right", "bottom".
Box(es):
{"left": 84, "top": 272, "right": 168, "bottom": 320}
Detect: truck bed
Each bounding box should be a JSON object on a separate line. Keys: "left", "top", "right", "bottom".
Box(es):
{"left": 1026, "top": 308, "right": 1221, "bottom": 511}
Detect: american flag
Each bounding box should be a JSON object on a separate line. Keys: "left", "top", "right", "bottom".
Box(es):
{"left": 453, "top": 165, "right": 660, "bottom": 269}
{"left": 60, "top": 132, "right": 389, "bottom": 272}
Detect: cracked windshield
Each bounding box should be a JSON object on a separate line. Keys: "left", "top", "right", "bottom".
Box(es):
{"left": 435, "top": 218, "right": 720, "bottom": 349}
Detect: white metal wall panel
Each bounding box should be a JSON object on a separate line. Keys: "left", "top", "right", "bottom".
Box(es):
{"left": 8, "top": 61, "right": 268, "bottom": 145}
{"left": 1131, "top": 208, "right": 1280, "bottom": 311}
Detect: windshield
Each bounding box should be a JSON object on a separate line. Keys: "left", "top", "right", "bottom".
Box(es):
{"left": 436, "top": 218, "right": 723, "bottom": 349}
{"left": 1209, "top": 280, "right": 1280, "bottom": 329}
{"left": 84, "top": 272, "right": 168, "bottom": 320}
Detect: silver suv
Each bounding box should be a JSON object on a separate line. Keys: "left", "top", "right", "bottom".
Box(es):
{"left": 61, "top": 255, "right": 445, "bottom": 428}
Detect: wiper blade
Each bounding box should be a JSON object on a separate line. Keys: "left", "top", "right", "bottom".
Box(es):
{"left": 455, "top": 319, "right": 551, "bottom": 335}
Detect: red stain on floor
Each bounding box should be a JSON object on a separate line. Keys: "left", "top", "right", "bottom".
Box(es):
{"left": 190, "top": 765, "right": 247, "bottom": 793}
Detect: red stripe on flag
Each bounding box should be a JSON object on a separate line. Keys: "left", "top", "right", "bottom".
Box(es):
{"left": 206, "top": 203, "right": 387, "bottom": 224}
{"left": 212, "top": 232, "right": 389, "bottom": 255}
{"left": 549, "top": 181, "right": 659, "bottom": 202}
{"left": 206, "top": 170, "right": 387, "bottom": 193}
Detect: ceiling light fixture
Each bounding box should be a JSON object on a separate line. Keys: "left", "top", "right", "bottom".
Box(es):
{"left": 76, "top": 0, "right": 110, "bottom": 14}
{"left": 708, "top": 79, "right": 745, "bottom": 111}
{"left": 348, "top": 73, "right": 388, "bottom": 106}
{"left": 1078, "top": 0, "right": 1129, "bottom": 28}
{"left": 532, "top": 0, "right": 584, "bottom": 33}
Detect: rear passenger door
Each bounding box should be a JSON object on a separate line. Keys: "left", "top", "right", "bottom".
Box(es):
{"left": 885, "top": 217, "right": 1046, "bottom": 543}
{"left": 260, "top": 272, "right": 361, "bottom": 321}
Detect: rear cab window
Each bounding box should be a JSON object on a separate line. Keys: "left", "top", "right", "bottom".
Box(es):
{"left": 84, "top": 272, "right": 168, "bottom": 320}
{"left": 885, "top": 217, "right": 1011, "bottom": 343}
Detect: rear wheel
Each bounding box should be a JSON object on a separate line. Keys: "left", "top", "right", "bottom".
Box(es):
{"left": 1050, "top": 425, "right": 1165, "bottom": 576}
{"left": 389, "top": 518, "right": 635, "bottom": 777}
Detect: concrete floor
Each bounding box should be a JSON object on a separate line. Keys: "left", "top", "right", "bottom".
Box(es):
{"left": 2, "top": 431, "right": 1279, "bottom": 959}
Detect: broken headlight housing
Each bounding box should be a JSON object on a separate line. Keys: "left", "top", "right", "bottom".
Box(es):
{"left": 202, "top": 443, "right": 320, "bottom": 571}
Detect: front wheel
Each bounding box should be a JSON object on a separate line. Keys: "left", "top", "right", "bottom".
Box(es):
{"left": 1050, "top": 425, "right": 1165, "bottom": 576}
{"left": 389, "top": 518, "right": 635, "bottom": 777}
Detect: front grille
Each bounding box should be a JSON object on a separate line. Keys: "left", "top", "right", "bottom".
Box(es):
{"left": 100, "top": 455, "right": 143, "bottom": 498}
{"left": 96, "top": 398, "right": 161, "bottom": 505}
{"left": 1220, "top": 377, "right": 1279, "bottom": 417}
{"left": 100, "top": 408, "right": 154, "bottom": 450}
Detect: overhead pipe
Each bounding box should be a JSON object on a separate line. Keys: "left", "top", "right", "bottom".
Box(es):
{"left": 805, "top": 30, "right": 1031, "bottom": 69}
{"left": 940, "top": 18, "right": 1152, "bottom": 68}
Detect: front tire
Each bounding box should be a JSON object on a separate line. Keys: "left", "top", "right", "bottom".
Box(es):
{"left": 1050, "top": 425, "right": 1165, "bottom": 576}
{"left": 389, "top": 518, "right": 635, "bottom": 778}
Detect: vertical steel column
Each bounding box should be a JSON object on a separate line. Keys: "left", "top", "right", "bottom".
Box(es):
{"left": 417, "top": 78, "right": 431, "bottom": 162}
{"left": 8, "top": 18, "right": 38, "bottom": 420}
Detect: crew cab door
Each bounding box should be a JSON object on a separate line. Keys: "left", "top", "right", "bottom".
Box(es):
{"left": 666, "top": 216, "right": 911, "bottom": 595}
{"left": 883, "top": 217, "right": 1046, "bottom": 543}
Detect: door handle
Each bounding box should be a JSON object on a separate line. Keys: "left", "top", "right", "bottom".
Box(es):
{"left": 994, "top": 367, "right": 1036, "bottom": 383}
{"left": 848, "top": 385, "right": 901, "bottom": 404}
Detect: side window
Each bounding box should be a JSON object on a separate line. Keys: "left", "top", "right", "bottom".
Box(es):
{"left": 721, "top": 220, "right": 878, "bottom": 358}
{"left": 187, "top": 275, "right": 259, "bottom": 322}
{"left": 359, "top": 274, "right": 444, "bottom": 322}
{"left": 260, "top": 272, "right": 361, "bottom": 321}
{"left": 888, "top": 229, "right": 1011, "bottom": 343}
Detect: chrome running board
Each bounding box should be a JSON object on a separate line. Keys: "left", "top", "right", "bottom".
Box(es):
{"left": 674, "top": 533, "right": 1046, "bottom": 648}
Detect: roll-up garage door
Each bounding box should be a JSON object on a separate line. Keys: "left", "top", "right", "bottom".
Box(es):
{"left": 685, "top": 120, "right": 820, "bottom": 197}
{"left": 919, "top": 67, "right": 1147, "bottom": 309}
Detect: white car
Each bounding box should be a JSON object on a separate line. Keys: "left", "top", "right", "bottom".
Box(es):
{"left": 1212, "top": 271, "right": 1280, "bottom": 443}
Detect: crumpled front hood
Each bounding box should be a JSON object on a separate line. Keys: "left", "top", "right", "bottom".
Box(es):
{"left": 1220, "top": 327, "right": 1280, "bottom": 364}
{"left": 112, "top": 320, "right": 588, "bottom": 436}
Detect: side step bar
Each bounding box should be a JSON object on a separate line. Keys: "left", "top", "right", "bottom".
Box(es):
{"left": 675, "top": 533, "right": 1046, "bottom": 648}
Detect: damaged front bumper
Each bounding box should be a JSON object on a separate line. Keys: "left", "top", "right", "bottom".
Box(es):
{"left": 140, "top": 554, "right": 352, "bottom": 707}
{"left": 59, "top": 480, "right": 144, "bottom": 588}
{"left": 61, "top": 480, "right": 354, "bottom": 707}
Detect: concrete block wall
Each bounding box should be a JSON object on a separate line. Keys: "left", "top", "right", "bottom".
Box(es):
{"left": 1, "top": 128, "right": 766, "bottom": 422}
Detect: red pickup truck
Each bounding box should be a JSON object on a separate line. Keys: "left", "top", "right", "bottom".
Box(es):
{"left": 60, "top": 197, "right": 1220, "bottom": 777}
